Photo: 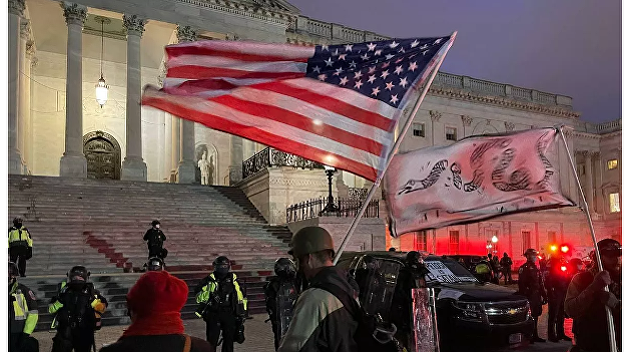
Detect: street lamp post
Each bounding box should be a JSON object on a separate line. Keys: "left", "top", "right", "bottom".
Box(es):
{"left": 320, "top": 166, "right": 340, "bottom": 215}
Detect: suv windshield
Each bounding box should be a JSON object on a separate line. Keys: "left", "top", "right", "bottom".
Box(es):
{"left": 424, "top": 257, "right": 478, "bottom": 284}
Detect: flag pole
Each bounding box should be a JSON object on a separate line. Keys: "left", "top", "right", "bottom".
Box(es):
{"left": 557, "top": 126, "right": 617, "bottom": 352}
{"left": 332, "top": 32, "right": 457, "bottom": 265}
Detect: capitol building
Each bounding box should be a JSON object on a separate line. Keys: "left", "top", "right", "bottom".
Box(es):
{"left": 9, "top": 0, "right": 621, "bottom": 263}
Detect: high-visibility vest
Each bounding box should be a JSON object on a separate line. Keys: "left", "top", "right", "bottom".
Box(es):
{"left": 8, "top": 227, "right": 33, "bottom": 248}
{"left": 196, "top": 273, "right": 248, "bottom": 316}
{"left": 10, "top": 282, "right": 38, "bottom": 334}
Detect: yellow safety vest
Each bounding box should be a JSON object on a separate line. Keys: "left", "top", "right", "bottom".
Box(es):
{"left": 8, "top": 227, "right": 33, "bottom": 248}
{"left": 10, "top": 282, "right": 38, "bottom": 334}
{"left": 196, "top": 273, "right": 248, "bottom": 315}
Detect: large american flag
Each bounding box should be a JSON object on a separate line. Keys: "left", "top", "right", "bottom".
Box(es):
{"left": 142, "top": 35, "right": 455, "bottom": 181}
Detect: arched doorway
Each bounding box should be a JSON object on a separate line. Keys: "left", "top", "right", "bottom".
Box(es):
{"left": 83, "top": 131, "right": 121, "bottom": 180}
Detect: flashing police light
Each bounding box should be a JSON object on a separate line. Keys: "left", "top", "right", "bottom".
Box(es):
{"left": 561, "top": 266, "right": 567, "bottom": 272}
{"left": 550, "top": 245, "right": 558, "bottom": 252}
{"left": 560, "top": 245, "right": 569, "bottom": 253}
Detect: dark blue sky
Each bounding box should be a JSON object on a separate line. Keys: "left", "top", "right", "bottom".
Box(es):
{"left": 289, "top": 0, "right": 621, "bottom": 123}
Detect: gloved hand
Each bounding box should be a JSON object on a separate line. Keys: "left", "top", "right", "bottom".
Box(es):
{"left": 592, "top": 270, "right": 612, "bottom": 290}
{"left": 598, "top": 291, "right": 620, "bottom": 310}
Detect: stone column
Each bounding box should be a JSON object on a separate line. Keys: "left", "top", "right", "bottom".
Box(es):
{"left": 170, "top": 116, "right": 180, "bottom": 182}
{"left": 8, "top": 0, "right": 25, "bottom": 174}
{"left": 59, "top": 2, "right": 88, "bottom": 177}
{"left": 430, "top": 110, "right": 441, "bottom": 147}
{"left": 121, "top": 14, "right": 148, "bottom": 181}
{"left": 18, "top": 19, "right": 30, "bottom": 173}
{"left": 24, "top": 48, "right": 35, "bottom": 173}
{"left": 229, "top": 136, "right": 243, "bottom": 185}
{"left": 175, "top": 25, "right": 197, "bottom": 183}
{"left": 583, "top": 150, "right": 594, "bottom": 210}
{"left": 593, "top": 152, "right": 604, "bottom": 214}
{"left": 163, "top": 112, "right": 172, "bottom": 181}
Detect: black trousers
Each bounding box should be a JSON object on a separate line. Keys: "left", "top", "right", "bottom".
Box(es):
{"left": 148, "top": 245, "right": 162, "bottom": 259}
{"left": 502, "top": 267, "right": 512, "bottom": 284}
{"left": 206, "top": 310, "right": 237, "bottom": 352}
{"left": 51, "top": 326, "right": 94, "bottom": 352}
{"left": 548, "top": 290, "right": 567, "bottom": 339}
{"left": 10, "top": 247, "right": 28, "bottom": 277}
{"left": 270, "top": 317, "right": 280, "bottom": 350}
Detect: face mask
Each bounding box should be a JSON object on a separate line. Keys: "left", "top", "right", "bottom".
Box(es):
{"left": 155, "top": 224, "right": 160, "bottom": 229}
{"left": 15, "top": 223, "right": 22, "bottom": 229}
{"left": 530, "top": 256, "right": 538, "bottom": 263}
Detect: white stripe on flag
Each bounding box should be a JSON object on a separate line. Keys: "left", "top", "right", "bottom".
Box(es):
{"left": 167, "top": 55, "right": 309, "bottom": 73}
{"left": 168, "top": 40, "right": 316, "bottom": 60}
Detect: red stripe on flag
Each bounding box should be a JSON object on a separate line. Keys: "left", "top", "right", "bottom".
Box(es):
{"left": 211, "top": 93, "right": 384, "bottom": 156}
{"left": 167, "top": 66, "right": 306, "bottom": 80}
{"left": 166, "top": 45, "right": 311, "bottom": 63}
{"left": 142, "top": 92, "right": 379, "bottom": 181}
{"left": 261, "top": 81, "right": 395, "bottom": 132}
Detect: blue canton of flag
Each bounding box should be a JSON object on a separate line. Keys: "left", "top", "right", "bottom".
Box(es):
{"left": 305, "top": 37, "right": 450, "bottom": 108}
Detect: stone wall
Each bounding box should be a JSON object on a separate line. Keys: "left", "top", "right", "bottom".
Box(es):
{"left": 287, "top": 217, "right": 387, "bottom": 253}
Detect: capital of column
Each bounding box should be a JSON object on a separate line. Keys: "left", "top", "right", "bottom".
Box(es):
{"left": 26, "top": 40, "right": 35, "bottom": 58}
{"left": 123, "top": 14, "right": 147, "bottom": 37}
{"left": 9, "top": 0, "right": 25, "bottom": 16}
{"left": 30, "top": 56, "right": 38, "bottom": 69}
{"left": 461, "top": 115, "right": 473, "bottom": 126}
{"left": 576, "top": 150, "right": 593, "bottom": 158}
{"left": 429, "top": 110, "right": 441, "bottom": 122}
{"left": 20, "top": 19, "right": 30, "bottom": 40}
{"left": 176, "top": 25, "right": 198, "bottom": 42}
{"left": 504, "top": 121, "right": 515, "bottom": 131}
{"left": 61, "top": 2, "right": 87, "bottom": 26}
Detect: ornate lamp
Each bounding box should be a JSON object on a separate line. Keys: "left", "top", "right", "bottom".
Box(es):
{"left": 94, "top": 17, "right": 110, "bottom": 107}
{"left": 320, "top": 165, "right": 340, "bottom": 215}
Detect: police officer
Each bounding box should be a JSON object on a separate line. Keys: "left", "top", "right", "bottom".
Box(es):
{"left": 145, "top": 256, "right": 165, "bottom": 272}
{"left": 195, "top": 256, "right": 248, "bottom": 352}
{"left": 264, "top": 258, "right": 300, "bottom": 350}
{"left": 518, "top": 249, "right": 547, "bottom": 343}
{"left": 9, "top": 261, "right": 39, "bottom": 352}
{"left": 49, "top": 266, "right": 108, "bottom": 352}
{"left": 499, "top": 252, "right": 513, "bottom": 284}
{"left": 8, "top": 218, "right": 33, "bottom": 277}
{"left": 143, "top": 220, "right": 166, "bottom": 260}
{"left": 545, "top": 255, "right": 571, "bottom": 342}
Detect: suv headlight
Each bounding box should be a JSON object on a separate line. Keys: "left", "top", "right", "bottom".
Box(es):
{"left": 453, "top": 302, "right": 483, "bottom": 320}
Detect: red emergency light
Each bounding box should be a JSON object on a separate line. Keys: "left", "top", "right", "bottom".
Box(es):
{"left": 561, "top": 266, "right": 567, "bottom": 272}
{"left": 560, "top": 245, "right": 569, "bottom": 253}
{"left": 550, "top": 245, "right": 558, "bottom": 252}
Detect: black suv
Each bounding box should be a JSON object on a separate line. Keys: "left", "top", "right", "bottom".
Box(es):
{"left": 338, "top": 251, "right": 533, "bottom": 351}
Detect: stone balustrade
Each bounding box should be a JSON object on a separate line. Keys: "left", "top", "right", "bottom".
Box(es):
{"left": 595, "top": 118, "right": 621, "bottom": 132}
{"left": 289, "top": 15, "right": 389, "bottom": 43}
{"left": 242, "top": 147, "right": 324, "bottom": 179}
{"left": 432, "top": 72, "right": 573, "bottom": 107}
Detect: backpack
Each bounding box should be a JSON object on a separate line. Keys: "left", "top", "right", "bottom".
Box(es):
{"left": 313, "top": 282, "right": 401, "bottom": 352}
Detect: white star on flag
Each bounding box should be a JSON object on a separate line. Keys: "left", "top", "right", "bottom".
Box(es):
{"left": 344, "top": 44, "right": 353, "bottom": 52}
{"left": 385, "top": 82, "right": 395, "bottom": 91}
{"left": 389, "top": 41, "right": 399, "bottom": 48}
{"left": 385, "top": 54, "right": 395, "bottom": 60}
{"left": 399, "top": 77, "right": 408, "bottom": 88}
{"left": 312, "top": 66, "right": 321, "bottom": 73}
{"left": 408, "top": 62, "right": 418, "bottom": 71}
{"left": 367, "top": 75, "right": 377, "bottom": 84}
{"left": 354, "top": 71, "right": 363, "bottom": 80}
{"left": 410, "top": 39, "right": 420, "bottom": 48}
{"left": 334, "top": 67, "right": 344, "bottom": 76}
{"left": 318, "top": 74, "right": 327, "bottom": 81}
{"left": 321, "top": 44, "right": 329, "bottom": 51}
{"left": 361, "top": 53, "right": 370, "bottom": 61}
{"left": 367, "top": 42, "right": 377, "bottom": 51}
{"left": 374, "top": 49, "right": 382, "bottom": 56}
{"left": 339, "top": 76, "right": 349, "bottom": 85}
{"left": 324, "top": 57, "right": 334, "bottom": 66}
{"left": 395, "top": 65, "right": 404, "bottom": 75}
{"left": 371, "top": 87, "right": 381, "bottom": 96}
{"left": 390, "top": 94, "right": 399, "bottom": 104}
{"left": 368, "top": 66, "right": 376, "bottom": 74}
{"left": 381, "top": 70, "right": 390, "bottom": 79}
{"left": 349, "top": 61, "right": 357, "bottom": 69}
{"left": 338, "top": 53, "right": 347, "bottom": 61}
{"left": 354, "top": 80, "right": 363, "bottom": 89}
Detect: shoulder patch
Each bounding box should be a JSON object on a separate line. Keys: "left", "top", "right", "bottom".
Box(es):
{"left": 28, "top": 290, "right": 37, "bottom": 300}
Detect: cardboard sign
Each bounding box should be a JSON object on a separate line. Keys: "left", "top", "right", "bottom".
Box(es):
{"left": 425, "top": 261, "right": 476, "bottom": 283}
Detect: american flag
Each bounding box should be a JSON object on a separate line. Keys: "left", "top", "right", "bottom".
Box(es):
{"left": 142, "top": 35, "right": 455, "bottom": 181}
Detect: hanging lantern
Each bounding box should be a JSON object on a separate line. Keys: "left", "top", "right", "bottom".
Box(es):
{"left": 95, "top": 75, "right": 109, "bottom": 107}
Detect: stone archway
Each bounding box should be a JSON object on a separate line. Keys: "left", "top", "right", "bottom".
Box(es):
{"left": 83, "top": 131, "right": 121, "bottom": 180}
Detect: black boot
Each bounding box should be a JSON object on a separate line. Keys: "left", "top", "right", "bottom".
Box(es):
{"left": 531, "top": 318, "right": 546, "bottom": 343}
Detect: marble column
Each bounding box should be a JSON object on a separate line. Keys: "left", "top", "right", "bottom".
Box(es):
{"left": 229, "top": 135, "right": 243, "bottom": 185}
{"left": 18, "top": 19, "right": 30, "bottom": 173}
{"left": 8, "top": 0, "right": 25, "bottom": 174}
{"left": 583, "top": 151, "right": 594, "bottom": 211}
{"left": 175, "top": 25, "right": 197, "bottom": 184}
{"left": 593, "top": 152, "right": 604, "bottom": 214}
{"left": 163, "top": 112, "right": 172, "bottom": 181}
{"left": 59, "top": 2, "right": 87, "bottom": 177}
{"left": 121, "top": 14, "right": 148, "bottom": 181}
{"left": 170, "top": 116, "right": 180, "bottom": 182}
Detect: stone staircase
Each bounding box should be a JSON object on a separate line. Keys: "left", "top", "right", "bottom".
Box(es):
{"left": 9, "top": 175, "right": 291, "bottom": 331}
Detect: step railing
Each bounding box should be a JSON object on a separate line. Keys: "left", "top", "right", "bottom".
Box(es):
{"left": 242, "top": 147, "right": 324, "bottom": 179}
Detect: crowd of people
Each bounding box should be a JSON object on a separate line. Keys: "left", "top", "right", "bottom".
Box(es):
{"left": 8, "top": 217, "right": 622, "bottom": 352}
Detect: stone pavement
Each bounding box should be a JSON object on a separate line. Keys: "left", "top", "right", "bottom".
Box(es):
{"left": 31, "top": 310, "right": 575, "bottom": 352}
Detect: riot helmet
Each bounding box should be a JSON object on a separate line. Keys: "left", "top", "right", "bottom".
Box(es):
{"left": 13, "top": 217, "right": 23, "bottom": 228}
{"left": 147, "top": 257, "right": 165, "bottom": 271}
{"left": 151, "top": 220, "right": 161, "bottom": 229}
{"left": 67, "top": 266, "right": 90, "bottom": 283}
{"left": 523, "top": 248, "right": 538, "bottom": 263}
{"left": 9, "top": 262, "right": 19, "bottom": 286}
{"left": 406, "top": 251, "right": 422, "bottom": 268}
{"left": 288, "top": 227, "right": 335, "bottom": 258}
{"left": 213, "top": 256, "right": 231, "bottom": 278}
{"left": 597, "top": 239, "right": 621, "bottom": 258}
{"left": 274, "top": 258, "right": 296, "bottom": 278}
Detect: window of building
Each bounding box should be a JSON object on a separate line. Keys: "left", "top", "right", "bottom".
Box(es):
{"left": 415, "top": 231, "right": 427, "bottom": 251}
{"left": 412, "top": 123, "right": 425, "bottom": 137}
{"left": 449, "top": 230, "right": 460, "bottom": 254}
{"left": 522, "top": 231, "right": 531, "bottom": 253}
{"left": 446, "top": 127, "right": 457, "bottom": 141}
{"left": 609, "top": 193, "right": 620, "bottom": 213}
{"left": 548, "top": 231, "right": 556, "bottom": 243}
{"left": 607, "top": 159, "right": 618, "bottom": 170}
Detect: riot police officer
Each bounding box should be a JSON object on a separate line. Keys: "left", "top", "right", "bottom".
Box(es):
{"left": 545, "top": 255, "right": 571, "bottom": 342}
{"left": 145, "top": 257, "right": 165, "bottom": 272}
{"left": 143, "top": 220, "right": 166, "bottom": 260}
{"left": 195, "top": 256, "right": 248, "bottom": 352}
{"left": 9, "top": 261, "right": 39, "bottom": 352}
{"left": 8, "top": 217, "right": 33, "bottom": 277}
{"left": 49, "top": 266, "right": 108, "bottom": 352}
{"left": 264, "top": 258, "right": 300, "bottom": 350}
{"left": 518, "top": 249, "right": 547, "bottom": 343}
